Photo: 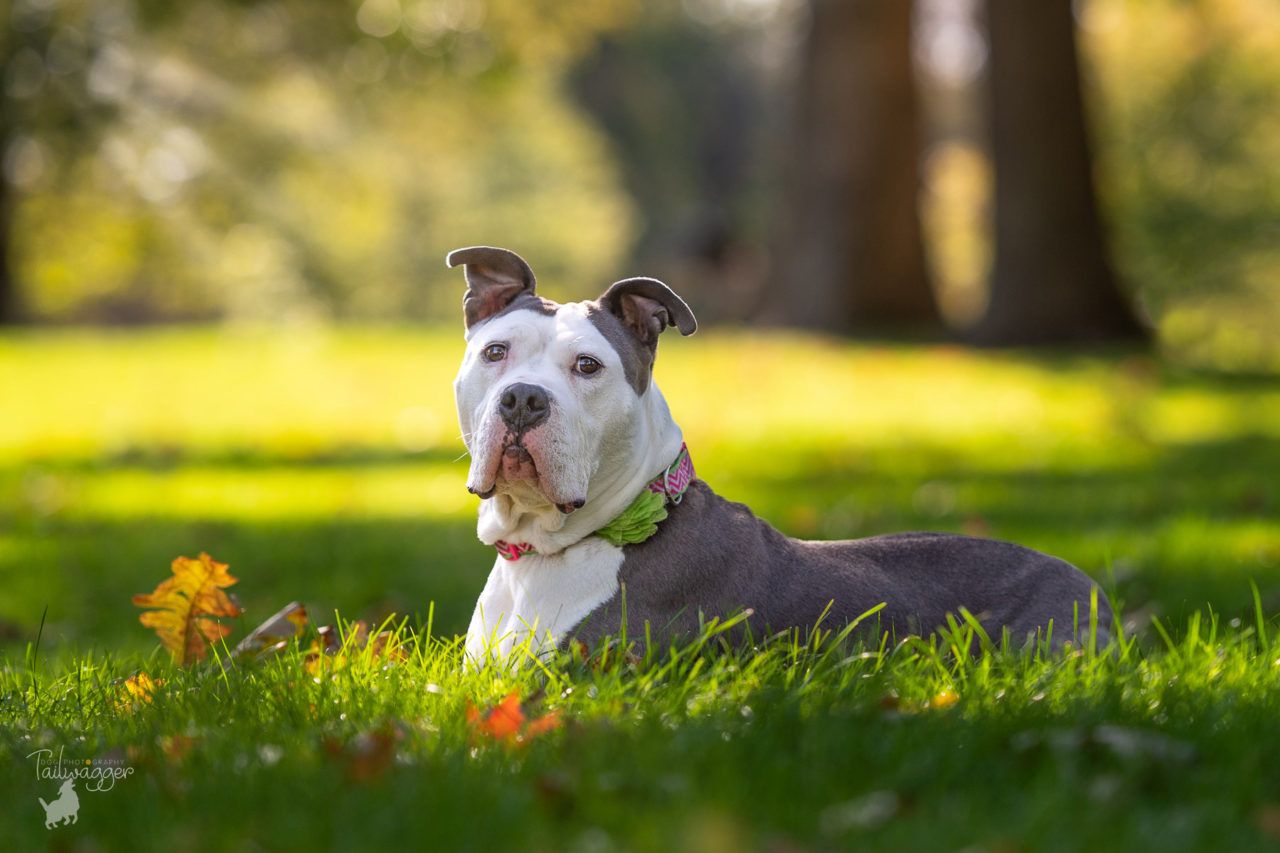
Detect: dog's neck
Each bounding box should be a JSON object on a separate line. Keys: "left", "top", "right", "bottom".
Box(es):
{"left": 475, "top": 382, "right": 685, "bottom": 555}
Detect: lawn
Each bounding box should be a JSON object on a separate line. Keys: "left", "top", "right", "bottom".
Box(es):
{"left": 3, "top": 326, "right": 1280, "bottom": 850}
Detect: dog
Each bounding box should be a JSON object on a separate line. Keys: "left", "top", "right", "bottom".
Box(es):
{"left": 39, "top": 777, "right": 79, "bottom": 828}
{"left": 449, "top": 246, "right": 1114, "bottom": 662}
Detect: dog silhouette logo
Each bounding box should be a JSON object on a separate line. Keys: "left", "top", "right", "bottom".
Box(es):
{"left": 38, "top": 777, "right": 80, "bottom": 828}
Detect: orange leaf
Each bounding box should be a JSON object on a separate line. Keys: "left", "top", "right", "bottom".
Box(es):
{"left": 466, "top": 690, "right": 561, "bottom": 748}
{"left": 524, "top": 709, "right": 562, "bottom": 739}
{"left": 486, "top": 691, "right": 526, "bottom": 740}
{"left": 132, "top": 553, "right": 243, "bottom": 666}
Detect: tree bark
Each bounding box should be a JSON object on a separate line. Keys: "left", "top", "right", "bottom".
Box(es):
{"left": 762, "top": 0, "right": 939, "bottom": 334}
{"left": 0, "top": 164, "right": 17, "bottom": 325}
{"left": 972, "top": 0, "right": 1145, "bottom": 345}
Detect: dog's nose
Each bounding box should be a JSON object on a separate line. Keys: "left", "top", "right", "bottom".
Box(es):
{"left": 498, "top": 382, "right": 551, "bottom": 432}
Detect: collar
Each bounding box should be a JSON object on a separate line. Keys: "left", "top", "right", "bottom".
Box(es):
{"left": 494, "top": 443, "right": 695, "bottom": 561}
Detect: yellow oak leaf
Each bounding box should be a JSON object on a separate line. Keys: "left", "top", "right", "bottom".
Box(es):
{"left": 132, "top": 553, "right": 243, "bottom": 666}
{"left": 115, "top": 671, "right": 163, "bottom": 711}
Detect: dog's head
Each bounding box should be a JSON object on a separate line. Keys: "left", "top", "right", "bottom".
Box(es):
{"left": 448, "top": 246, "right": 695, "bottom": 544}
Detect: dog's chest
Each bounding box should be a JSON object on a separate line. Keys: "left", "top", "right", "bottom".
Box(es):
{"left": 464, "top": 537, "right": 624, "bottom": 662}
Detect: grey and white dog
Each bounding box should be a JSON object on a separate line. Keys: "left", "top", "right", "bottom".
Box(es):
{"left": 449, "top": 246, "right": 1113, "bottom": 662}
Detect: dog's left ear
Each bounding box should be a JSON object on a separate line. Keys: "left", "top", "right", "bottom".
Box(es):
{"left": 446, "top": 246, "right": 538, "bottom": 329}
{"left": 599, "top": 277, "right": 697, "bottom": 350}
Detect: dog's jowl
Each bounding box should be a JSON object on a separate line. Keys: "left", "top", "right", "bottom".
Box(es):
{"left": 448, "top": 246, "right": 1114, "bottom": 663}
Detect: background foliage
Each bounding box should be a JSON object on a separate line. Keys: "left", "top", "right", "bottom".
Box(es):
{"left": 3, "top": 0, "right": 1279, "bottom": 367}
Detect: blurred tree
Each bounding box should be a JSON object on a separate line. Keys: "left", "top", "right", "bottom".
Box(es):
{"left": 569, "top": 1, "right": 774, "bottom": 323}
{"left": 762, "top": 0, "right": 940, "bottom": 335}
{"left": 1085, "top": 0, "right": 1280, "bottom": 368}
{"left": 972, "top": 0, "right": 1145, "bottom": 345}
{"left": 0, "top": 0, "right": 110, "bottom": 322}
{"left": 3, "top": 0, "right": 639, "bottom": 324}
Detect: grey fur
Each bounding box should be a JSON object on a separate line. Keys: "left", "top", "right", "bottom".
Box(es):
{"left": 447, "top": 246, "right": 540, "bottom": 329}
{"left": 585, "top": 279, "right": 697, "bottom": 395}
{"left": 583, "top": 301, "right": 654, "bottom": 395}
{"left": 599, "top": 277, "right": 698, "bottom": 346}
{"left": 569, "top": 480, "right": 1113, "bottom": 650}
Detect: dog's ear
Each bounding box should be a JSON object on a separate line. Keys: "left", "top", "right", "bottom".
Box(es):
{"left": 446, "top": 246, "right": 537, "bottom": 329}
{"left": 599, "top": 277, "right": 697, "bottom": 350}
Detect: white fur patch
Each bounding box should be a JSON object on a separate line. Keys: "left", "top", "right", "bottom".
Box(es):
{"left": 464, "top": 536, "right": 624, "bottom": 665}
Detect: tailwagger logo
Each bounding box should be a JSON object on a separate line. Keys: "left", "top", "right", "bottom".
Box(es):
{"left": 28, "top": 747, "right": 135, "bottom": 829}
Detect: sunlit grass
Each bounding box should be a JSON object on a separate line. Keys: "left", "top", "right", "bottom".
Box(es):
{"left": 0, "top": 326, "right": 465, "bottom": 463}
{"left": 25, "top": 463, "right": 474, "bottom": 522}
{"left": 6, "top": 327, "right": 1276, "bottom": 465}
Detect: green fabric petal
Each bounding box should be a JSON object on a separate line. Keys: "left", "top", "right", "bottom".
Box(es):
{"left": 595, "top": 489, "right": 669, "bottom": 547}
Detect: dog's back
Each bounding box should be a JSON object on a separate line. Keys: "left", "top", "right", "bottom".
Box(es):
{"left": 571, "top": 480, "right": 1112, "bottom": 650}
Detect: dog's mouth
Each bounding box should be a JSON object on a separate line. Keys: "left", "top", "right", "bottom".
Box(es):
{"left": 469, "top": 435, "right": 584, "bottom": 515}
{"left": 499, "top": 441, "right": 539, "bottom": 483}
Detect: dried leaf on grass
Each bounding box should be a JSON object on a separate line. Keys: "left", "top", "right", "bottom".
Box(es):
{"left": 232, "top": 601, "right": 309, "bottom": 660}
{"left": 304, "top": 621, "right": 408, "bottom": 675}
{"left": 132, "top": 553, "right": 242, "bottom": 666}
{"left": 324, "top": 723, "right": 406, "bottom": 783}
{"left": 115, "top": 672, "right": 163, "bottom": 711}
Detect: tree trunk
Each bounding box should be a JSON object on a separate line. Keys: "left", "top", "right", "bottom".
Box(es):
{"left": 762, "top": 0, "right": 939, "bottom": 334}
{"left": 972, "top": 0, "right": 1145, "bottom": 345}
{"left": 0, "top": 168, "right": 17, "bottom": 325}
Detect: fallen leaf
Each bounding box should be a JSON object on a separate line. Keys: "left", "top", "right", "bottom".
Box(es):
{"left": 159, "top": 734, "right": 202, "bottom": 763}
{"left": 930, "top": 687, "right": 961, "bottom": 710}
{"left": 232, "top": 601, "right": 308, "bottom": 660}
{"left": 524, "top": 709, "right": 563, "bottom": 738}
{"left": 324, "top": 724, "right": 405, "bottom": 783}
{"left": 116, "top": 672, "right": 163, "bottom": 710}
{"left": 369, "top": 629, "right": 409, "bottom": 664}
{"left": 1255, "top": 804, "right": 1280, "bottom": 841}
{"left": 132, "top": 553, "right": 243, "bottom": 666}
{"left": 466, "top": 689, "right": 562, "bottom": 747}
{"left": 304, "top": 621, "right": 407, "bottom": 675}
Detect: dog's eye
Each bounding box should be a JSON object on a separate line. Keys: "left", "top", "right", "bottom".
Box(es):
{"left": 481, "top": 343, "right": 508, "bottom": 363}
{"left": 574, "top": 355, "right": 603, "bottom": 376}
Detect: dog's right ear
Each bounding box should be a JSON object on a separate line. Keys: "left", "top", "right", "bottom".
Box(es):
{"left": 446, "top": 246, "right": 537, "bottom": 330}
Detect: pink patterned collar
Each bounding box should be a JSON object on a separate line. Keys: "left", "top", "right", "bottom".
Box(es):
{"left": 494, "top": 443, "right": 695, "bottom": 561}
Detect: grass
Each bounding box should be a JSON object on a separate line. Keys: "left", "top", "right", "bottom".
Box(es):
{"left": 2, "top": 326, "right": 1280, "bottom": 849}
{"left": 6, "top": 614, "right": 1280, "bottom": 851}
